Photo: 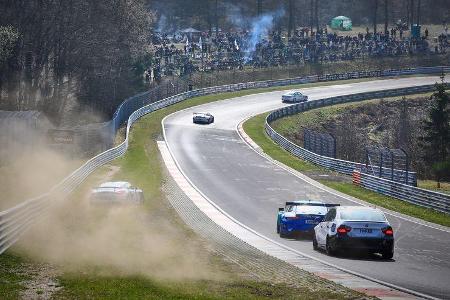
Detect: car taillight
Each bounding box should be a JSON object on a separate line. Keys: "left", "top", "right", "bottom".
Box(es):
{"left": 382, "top": 226, "right": 394, "bottom": 236}
{"left": 337, "top": 225, "right": 351, "bottom": 234}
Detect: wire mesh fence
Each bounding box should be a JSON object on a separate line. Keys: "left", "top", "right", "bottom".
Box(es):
{"left": 303, "top": 129, "right": 336, "bottom": 158}
{"left": 364, "top": 146, "right": 411, "bottom": 185}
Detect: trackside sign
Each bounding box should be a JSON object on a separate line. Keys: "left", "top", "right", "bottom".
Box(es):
{"left": 47, "top": 129, "right": 75, "bottom": 144}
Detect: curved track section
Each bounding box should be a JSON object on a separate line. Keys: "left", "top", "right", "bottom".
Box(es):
{"left": 163, "top": 76, "right": 450, "bottom": 299}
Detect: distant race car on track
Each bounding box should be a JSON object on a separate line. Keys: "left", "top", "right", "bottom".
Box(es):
{"left": 281, "top": 91, "right": 308, "bottom": 103}
{"left": 193, "top": 112, "right": 214, "bottom": 124}
{"left": 313, "top": 206, "right": 394, "bottom": 259}
{"left": 277, "top": 200, "right": 339, "bottom": 237}
{"left": 90, "top": 181, "right": 144, "bottom": 204}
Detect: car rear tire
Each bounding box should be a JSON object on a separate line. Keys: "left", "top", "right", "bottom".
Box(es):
{"left": 312, "top": 234, "right": 318, "bottom": 250}
{"left": 382, "top": 250, "right": 394, "bottom": 259}
{"left": 326, "top": 237, "right": 337, "bottom": 256}
{"left": 276, "top": 222, "right": 280, "bottom": 233}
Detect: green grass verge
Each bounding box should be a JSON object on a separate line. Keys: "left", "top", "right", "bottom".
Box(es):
{"left": 56, "top": 274, "right": 350, "bottom": 300}
{"left": 417, "top": 180, "right": 450, "bottom": 195}
{"left": 243, "top": 114, "right": 450, "bottom": 227}
{"left": 0, "top": 252, "right": 30, "bottom": 299}
{"left": 53, "top": 82, "right": 367, "bottom": 299}
{"left": 245, "top": 113, "right": 322, "bottom": 173}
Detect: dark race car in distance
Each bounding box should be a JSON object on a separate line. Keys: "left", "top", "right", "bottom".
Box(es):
{"left": 277, "top": 200, "right": 339, "bottom": 238}
{"left": 193, "top": 112, "right": 214, "bottom": 124}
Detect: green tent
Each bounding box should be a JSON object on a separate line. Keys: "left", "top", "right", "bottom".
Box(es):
{"left": 331, "top": 16, "right": 352, "bottom": 31}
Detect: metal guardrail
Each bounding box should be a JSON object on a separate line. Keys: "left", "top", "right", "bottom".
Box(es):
{"left": 353, "top": 171, "right": 450, "bottom": 214}
{"left": 1, "top": 66, "right": 449, "bottom": 255}
{"left": 265, "top": 83, "right": 450, "bottom": 213}
{"left": 69, "top": 65, "right": 450, "bottom": 156}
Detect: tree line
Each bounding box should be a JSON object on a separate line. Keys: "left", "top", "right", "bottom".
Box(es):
{"left": 0, "top": 0, "right": 152, "bottom": 124}
{"left": 1, "top": 0, "right": 449, "bottom": 123}
{"left": 153, "top": 0, "right": 450, "bottom": 35}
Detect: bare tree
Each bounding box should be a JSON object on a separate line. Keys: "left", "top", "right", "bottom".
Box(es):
{"left": 416, "top": 0, "right": 421, "bottom": 25}
{"left": 257, "top": 0, "right": 263, "bottom": 16}
{"left": 373, "top": 0, "right": 379, "bottom": 33}
{"left": 410, "top": 0, "right": 415, "bottom": 28}
{"left": 215, "top": 0, "right": 219, "bottom": 36}
{"left": 315, "top": 0, "right": 319, "bottom": 32}
{"left": 384, "top": 0, "right": 389, "bottom": 34}
{"left": 288, "top": 0, "right": 295, "bottom": 37}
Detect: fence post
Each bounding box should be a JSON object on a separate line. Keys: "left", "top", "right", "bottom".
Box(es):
{"left": 379, "top": 152, "right": 383, "bottom": 178}
{"left": 402, "top": 148, "right": 409, "bottom": 185}
{"left": 391, "top": 149, "right": 394, "bottom": 181}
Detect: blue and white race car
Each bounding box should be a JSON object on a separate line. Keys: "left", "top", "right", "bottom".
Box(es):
{"left": 313, "top": 206, "right": 394, "bottom": 259}
{"left": 277, "top": 200, "right": 339, "bottom": 237}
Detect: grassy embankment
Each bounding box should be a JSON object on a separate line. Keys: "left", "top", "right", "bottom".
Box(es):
{"left": 3, "top": 81, "right": 372, "bottom": 299}
{"left": 243, "top": 97, "right": 450, "bottom": 227}
{"left": 268, "top": 94, "right": 450, "bottom": 195}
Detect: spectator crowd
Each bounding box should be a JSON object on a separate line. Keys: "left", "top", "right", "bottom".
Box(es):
{"left": 146, "top": 26, "right": 448, "bottom": 82}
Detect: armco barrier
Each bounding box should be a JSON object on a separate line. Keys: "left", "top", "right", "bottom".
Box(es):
{"left": 0, "top": 66, "right": 449, "bottom": 255}
{"left": 265, "top": 83, "right": 450, "bottom": 213}
{"left": 354, "top": 170, "right": 450, "bottom": 214}
{"left": 68, "top": 66, "right": 450, "bottom": 156}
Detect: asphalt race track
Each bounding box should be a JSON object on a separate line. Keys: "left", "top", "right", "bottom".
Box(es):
{"left": 163, "top": 76, "right": 450, "bottom": 299}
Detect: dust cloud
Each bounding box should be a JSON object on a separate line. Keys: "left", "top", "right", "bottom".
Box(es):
{"left": 0, "top": 139, "right": 83, "bottom": 210}
{"left": 2, "top": 113, "right": 220, "bottom": 281}
{"left": 14, "top": 180, "right": 221, "bottom": 281}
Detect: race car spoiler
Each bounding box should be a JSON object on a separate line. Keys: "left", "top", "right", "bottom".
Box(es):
{"left": 285, "top": 202, "right": 341, "bottom": 207}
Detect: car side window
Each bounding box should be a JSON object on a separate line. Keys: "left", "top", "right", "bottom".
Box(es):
{"left": 324, "top": 208, "right": 336, "bottom": 222}
{"left": 329, "top": 209, "right": 336, "bottom": 221}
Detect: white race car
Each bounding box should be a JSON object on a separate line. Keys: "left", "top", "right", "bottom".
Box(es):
{"left": 281, "top": 91, "right": 308, "bottom": 103}
{"left": 313, "top": 206, "right": 394, "bottom": 259}
{"left": 90, "top": 181, "right": 144, "bottom": 204}
{"left": 193, "top": 112, "right": 214, "bottom": 124}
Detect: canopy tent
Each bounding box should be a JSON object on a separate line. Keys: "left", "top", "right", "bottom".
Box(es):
{"left": 179, "top": 27, "right": 201, "bottom": 42}
{"left": 179, "top": 27, "right": 201, "bottom": 34}
{"left": 331, "top": 16, "right": 352, "bottom": 31}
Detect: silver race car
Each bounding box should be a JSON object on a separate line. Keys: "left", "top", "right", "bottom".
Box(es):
{"left": 281, "top": 91, "right": 308, "bottom": 103}
{"left": 193, "top": 112, "right": 214, "bottom": 124}
{"left": 90, "top": 181, "right": 144, "bottom": 204}
{"left": 313, "top": 206, "right": 394, "bottom": 259}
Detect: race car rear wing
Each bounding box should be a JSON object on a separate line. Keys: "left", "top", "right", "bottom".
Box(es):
{"left": 284, "top": 202, "right": 340, "bottom": 207}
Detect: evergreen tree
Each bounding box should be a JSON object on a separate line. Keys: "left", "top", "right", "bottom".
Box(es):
{"left": 422, "top": 83, "right": 450, "bottom": 187}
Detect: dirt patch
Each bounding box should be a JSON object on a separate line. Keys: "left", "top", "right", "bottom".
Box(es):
{"left": 19, "top": 263, "right": 61, "bottom": 300}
